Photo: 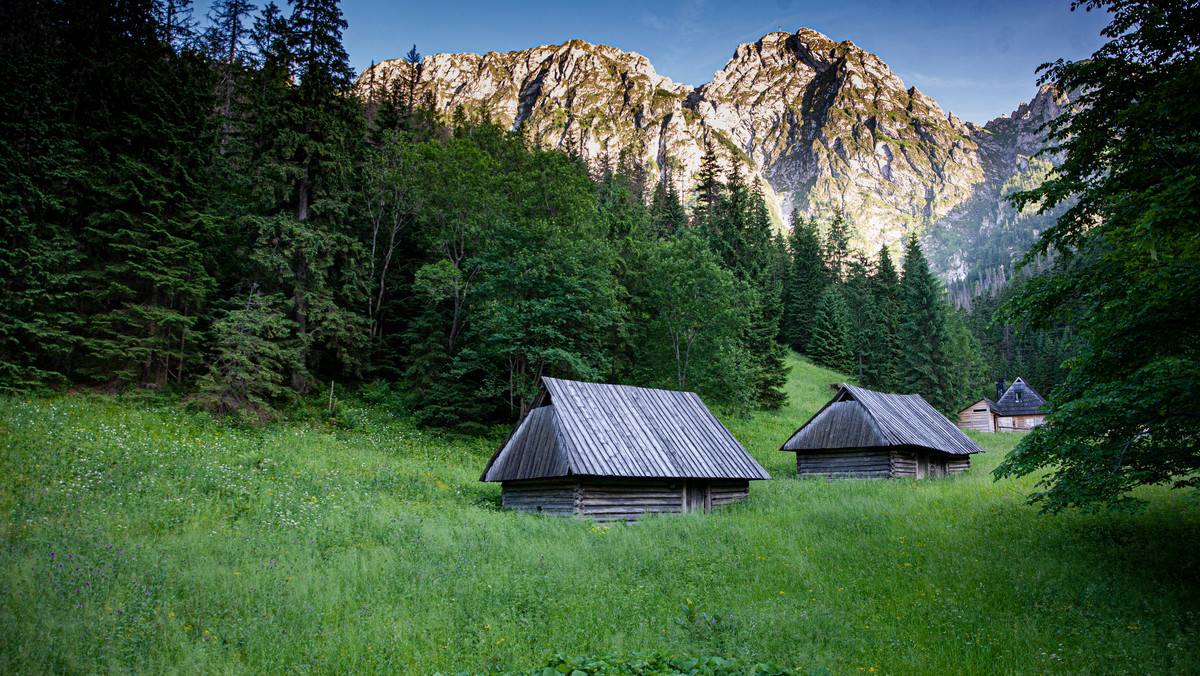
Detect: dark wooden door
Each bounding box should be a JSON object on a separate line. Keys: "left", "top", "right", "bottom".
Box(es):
{"left": 916, "top": 451, "right": 928, "bottom": 479}
{"left": 684, "top": 480, "right": 711, "bottom": 513}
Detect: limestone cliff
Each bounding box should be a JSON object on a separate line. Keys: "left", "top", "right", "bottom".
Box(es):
{"left": 359, "top": 28, "right": 1064, "bottom": 279}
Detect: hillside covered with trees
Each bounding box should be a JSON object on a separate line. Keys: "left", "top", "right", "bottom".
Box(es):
{"left": 1, "top": 0, "right": 1018, "bottom": 426}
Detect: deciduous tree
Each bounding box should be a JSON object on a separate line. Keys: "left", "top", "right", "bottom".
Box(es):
{"left": 994, "top": 0, "right": 1200, "bottom": 512}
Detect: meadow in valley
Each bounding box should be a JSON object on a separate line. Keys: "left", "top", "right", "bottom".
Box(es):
{"left": 1, "top": 356, "right": 1197, "bottom": 674}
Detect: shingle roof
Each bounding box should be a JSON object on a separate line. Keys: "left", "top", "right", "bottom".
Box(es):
{"left": 993, "top": 377, "right": 1047, "bottom": 416}
{"left": 481, "top": 378, "right": 771, "bottom": 482}
{"left": 781, "top": 383, "right": 984, "bottom": 456}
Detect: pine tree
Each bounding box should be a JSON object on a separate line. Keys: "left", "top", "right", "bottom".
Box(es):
{"left": 62, "top": 0, "right": 221, "bottom": 386}
{"left": 158, "top": 0, "right": 199, "bottom": 50}
{"left": 202, "top": 0, "right": 255, "bottom": 122}
{"left": 745, "top": 187, "right": 789, "bottom": 408}
{"left": 843, "top": 256, "right": 874, "bottom": 379}
{"left": 696, "top": 168, "right": 788, "bottom": 407}
{"left": 944, "top": 306, "right": 987, "bottom": 407}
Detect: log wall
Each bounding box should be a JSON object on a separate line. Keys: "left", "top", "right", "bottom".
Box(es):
{"left": 577, "top": 478, "right": 683, "bottom": 522}
{"left": 957, "top": 403, "right": 995, "bottom": 433}
{"left": 1009, "top": 414, "right": 1045, "bottom": 430}
{"left": 501, "top": 478, "right": 578, "bottom": 516}
{"left": 891, "top": 449, "right": 969, "bottom": 478}
{"left": 890, "top": 449, "right": 917, "bottom": 478}
{"left": 501, "top": 477, "right": 754, "bottom": 522}
{"left": 710, "top": 480, "right": 750, "bottom": 507}
{"left": 790, "top": 448, "right": 973, "bottom": 479}
{"left": 795, "top": 449, "right": 891, "bottom": 479}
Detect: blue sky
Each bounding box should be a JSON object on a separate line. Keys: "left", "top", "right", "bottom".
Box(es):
{"left": 228, "top": 0, "right": 1115, "bottom": 125}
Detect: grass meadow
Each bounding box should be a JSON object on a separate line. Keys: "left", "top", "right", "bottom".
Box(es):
{"left": 1, "top": 355, "right": 1198, "bottom": 673}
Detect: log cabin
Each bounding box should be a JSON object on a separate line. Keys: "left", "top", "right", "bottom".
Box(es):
{"left": 956, "top": 377, "right": 1048, "bottom": 433}
{"left": 781, "top": 383, "right": 984, "bottom": 479}
{"left": 480, "top": 377, "right": 771, "bottom": 521}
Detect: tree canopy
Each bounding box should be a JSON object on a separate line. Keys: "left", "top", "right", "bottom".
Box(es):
{"left": 994, "top": 0, "right": 1200, "bottom": 512}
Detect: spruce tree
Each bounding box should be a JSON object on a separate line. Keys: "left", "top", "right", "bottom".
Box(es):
{"left": 843, "top": 256, "right": 875, "bottom": 380}
{"left": 898, "top": 234, "right": 956, "bottom": 415}
{"left": 649, "top": 176, "right": 687, "bottom": 238}
{"left": 695, "top": 169, "right": 788, "bottom": 407}
{"left": 202, "top": 0, "right": 255, "bottom": 121}
{"left": 808, "top": 285, "right": 853, "bottom": 373}
{"left": 240, "top": 0, "right": 370, "bottom": 392}
{"left": 196, "top": 289, "right": 302, "bottom": 419}
{"left": 0, "top": 0, "right": 85, "bottom": 389}
{"left": 823, "top": 208, "right": 851, "bottom": 284}
{"left": 692, "top": 138, "right": 723, "bottom": 227}
{"left": 61, "top": 0, "right": 221, "bottom": 386}
{"left": 781, "top": 210, "right": 826, "bottom": 354}
{"left": 864, "top": 245, "right": 903, "bottom": 390}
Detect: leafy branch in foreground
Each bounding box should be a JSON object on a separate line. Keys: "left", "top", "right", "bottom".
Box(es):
{"left": 994, "top": 0, "right": 1200, "bottom": 512}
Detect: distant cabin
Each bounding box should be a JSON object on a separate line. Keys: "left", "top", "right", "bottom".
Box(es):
{"left": 957, "top": 377, "right": 1048, "bottom": 433}
{"left": 780, "top": 383, "right": 984, "bottom": 479}
{"left": 479, "top": 377, "right": 770, "bottom": 522}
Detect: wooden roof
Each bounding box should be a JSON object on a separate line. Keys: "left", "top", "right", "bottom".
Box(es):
{"left": 481, "top": 377, "right": 771, "bottom": 482}
{"left": 993, "top": 377, "right": 1047, "bottom": 416}
{"left": 781, "top": 383, "right": 984, "bottom": 456}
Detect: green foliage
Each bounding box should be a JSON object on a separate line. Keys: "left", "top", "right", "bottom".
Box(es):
{"left": 943, "top": 307, "right": 988, "bottom": 407}
{"left": 995, "top": 0, "right": 1200, "bottom": 512}
{"left": 693, "top": 168, "right": 790, "bottom": 409}
{"left": 960, "top": 273, "right": 1074, "bottom": 403}
{"left": 649, "top": 178, "right": 688, "bottom": 238}
{"left": 471, "top": 210, "right": 620, "bottom": 418}
{"left": 821, "top": 209, "right": 850, "bottom": 284}
{"left": 639, "top": 235, "right": 753, "bottom": 408}
{"left": 0, "top": 0, "right": 85, "bottom": 390}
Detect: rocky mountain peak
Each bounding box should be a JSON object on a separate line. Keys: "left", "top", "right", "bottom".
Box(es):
{"left": 359, "top": 28, "right": 1066, "bottom": 280}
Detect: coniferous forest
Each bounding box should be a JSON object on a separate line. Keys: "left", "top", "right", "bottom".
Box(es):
{"left": 0, "top": 0, "right": 1072, "bottom": 427}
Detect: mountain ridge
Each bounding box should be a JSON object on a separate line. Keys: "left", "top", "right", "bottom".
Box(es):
{"left": 359, "top": 28, "right": 1065, "bottom": 280}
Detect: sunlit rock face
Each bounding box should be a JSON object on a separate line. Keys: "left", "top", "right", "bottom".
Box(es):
{"left": 360, "top": 28, "right": 1065, "bottom": 278}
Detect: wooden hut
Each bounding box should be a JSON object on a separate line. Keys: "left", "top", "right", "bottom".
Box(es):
{"left": 480, "top": 377, "right": 770, "bottom": 521}
{"left": 781, "top": 383, "right": 984, "bottom": 479}
{"left": 956, "top": 377, "right": 1048, "bottom": 433}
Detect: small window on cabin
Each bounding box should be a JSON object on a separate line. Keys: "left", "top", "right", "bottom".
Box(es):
{"left": 973, "top": 408, "right": 987, "bottom": 412}
{"left": 1015, "top": 392, "right": 1022, "bottom": 402}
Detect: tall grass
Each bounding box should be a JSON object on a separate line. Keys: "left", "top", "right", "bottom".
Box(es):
{"left": 1, "top": 357, "right": 1197, "bottom": 673}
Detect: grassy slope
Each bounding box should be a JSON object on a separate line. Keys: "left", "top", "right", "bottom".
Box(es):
{"left": 1, "top": 355, "right": 1197, "bottom": 674}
